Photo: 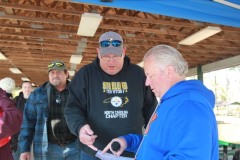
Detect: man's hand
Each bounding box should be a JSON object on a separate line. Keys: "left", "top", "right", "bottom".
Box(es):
{"left": 20, "top": 152, "right": 30, "bottom": 160}
{"left": 102, "top": 137, "right": 127, "bottom": 156}
{"left": 79, "top": 124, "right": 98, "bottom": 151}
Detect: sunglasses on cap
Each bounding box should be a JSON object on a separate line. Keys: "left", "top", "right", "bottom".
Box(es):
{"left": 100, "top": 40, "right": 122, "bottom": 48}
{"left": 48, "top": 62, "right": 65, "bottom": 68}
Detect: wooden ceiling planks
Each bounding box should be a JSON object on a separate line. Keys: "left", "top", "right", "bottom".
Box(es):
{"left": 0, "top": 0, "right": 239, "bottom": 87}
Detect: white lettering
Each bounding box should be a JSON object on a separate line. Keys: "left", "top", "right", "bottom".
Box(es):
{"left": 104, "top": 110, "right": 128, "bottom": 119}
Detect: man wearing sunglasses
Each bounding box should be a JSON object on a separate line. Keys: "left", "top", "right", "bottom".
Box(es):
{"left": 19, "top": 60, "right": 81, "bottom": 160}
{"left": 65, "top": 31, "right": 157, "bottom": 160}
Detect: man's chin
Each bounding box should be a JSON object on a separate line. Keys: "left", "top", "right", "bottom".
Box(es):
{"left": 107, "top": 71, "right": 117, "bottom": 75}
{"left": 107, "top": 68, "right": 120, "bottom": 75}
{"left": 51, "top": 81, "right": 61, "bottom": 86}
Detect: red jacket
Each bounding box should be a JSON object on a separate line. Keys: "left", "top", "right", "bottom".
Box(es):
{"left": 0, "top": 88, "right": 22, "bottom": 148}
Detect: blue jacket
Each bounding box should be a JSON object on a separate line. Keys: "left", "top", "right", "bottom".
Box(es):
{"left": 18, "top": 82, "right": 49, "bottom": 159}
{"left": 123, "top": 80, "right": 219, "bottom": 160}
{"left": 18, "top": 81, "right": 74, "bottom": 159}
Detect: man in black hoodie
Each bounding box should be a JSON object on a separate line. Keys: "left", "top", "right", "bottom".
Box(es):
{"left": 65, "top": 31, "right": 157, "bottom": 160}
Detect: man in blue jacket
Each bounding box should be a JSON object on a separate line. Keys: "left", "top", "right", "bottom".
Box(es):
{"left": 19, "top": 60, "right": 81, "bottom": 160}
{"left": 103, "top": 45, "right": 219, "bottom": 160}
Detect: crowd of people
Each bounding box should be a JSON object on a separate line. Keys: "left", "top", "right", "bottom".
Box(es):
{"left": 0, "top": 31, "right": 219, "bottom": 160}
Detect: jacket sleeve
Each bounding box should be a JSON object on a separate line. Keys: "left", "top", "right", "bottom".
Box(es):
{"left": 0, "top": 98, "right": 22, "bottom": 139}
{"left": 142, "top": 85, "right": 158, "bottom": 128}
{"left": 123, "top": 134, "right": 143, "bottom": 153}
{"left": 64, "top": 68, "right": 88, "bottom": 136}
{"left": 18, "top": 91, "right": 37, "bottom": 153}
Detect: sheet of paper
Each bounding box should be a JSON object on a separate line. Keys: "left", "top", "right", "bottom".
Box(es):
{"left": 95, "top": 150, "right": 135, "bottom": 160}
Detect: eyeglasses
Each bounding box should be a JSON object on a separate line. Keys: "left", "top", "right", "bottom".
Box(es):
{"left": 101, "top": 55, "right": 122, "bottom": 61}
{"left": 48, "top": 62, "right": 65, "bottom": 68}
{"left": 100, "top": 40, "right": 122, "bottom": 48}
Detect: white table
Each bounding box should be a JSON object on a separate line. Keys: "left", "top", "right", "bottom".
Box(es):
{"left": 218, "top": 123, "right": 240, "bottom": 144}
{"left": 217, "top": 116, "right": 240, "bottom": 160}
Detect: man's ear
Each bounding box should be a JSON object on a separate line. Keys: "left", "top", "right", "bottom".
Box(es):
{"left": 166, "top": 65, "right": 175, "bottom": 77}
{"left": 97, "top": 48, "right": 101, "bottom": 58}
{"left": 122, "top": 47, "right": 127, "bottom": 56}
{"left": 65, "top": 70, "right": 70, "bottom": 79}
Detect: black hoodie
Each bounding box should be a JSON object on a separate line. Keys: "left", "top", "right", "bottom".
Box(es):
{"left": 65, "top": 56, "right": 157, "bottom": 157}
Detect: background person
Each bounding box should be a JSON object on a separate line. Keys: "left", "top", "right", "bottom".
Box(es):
{"left": 19, "top": 60, "right": 81, "bottom": 160}
{"left": 64, "top": 31, "right": 157, "bottom": 160}
{"left": 11, "top": 81, "right": 32, "bottom": 160}
{"left": 0, "top": 77, "right": 22, "bottom": 160}
{"left": 102, "top": 45, "right": 219, "bottom": 160}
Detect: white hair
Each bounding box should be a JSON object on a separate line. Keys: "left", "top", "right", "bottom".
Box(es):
{"left": 143, "top": 45, "right": 188, "bottom": 76}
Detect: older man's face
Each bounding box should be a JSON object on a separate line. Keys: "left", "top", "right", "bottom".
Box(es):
{"left": 144, "top": 57, "right": 170, "bottom": 98}
{"left": 48, "top": 70, "right": 68, "bottom": 87}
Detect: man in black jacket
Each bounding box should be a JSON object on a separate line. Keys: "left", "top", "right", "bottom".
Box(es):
{"left": 11, "top": 81, "right": 32, "bottom": 160}
{"left": 65, "top": 31, "right": 157, "bottom": 160}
